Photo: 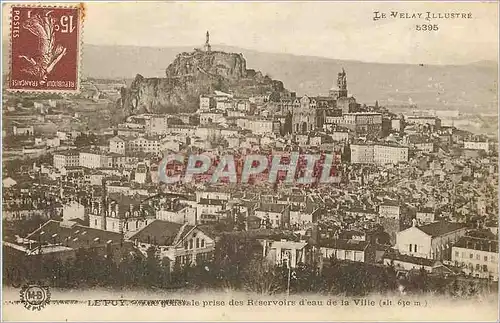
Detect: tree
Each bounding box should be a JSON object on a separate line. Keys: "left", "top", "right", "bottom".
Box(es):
{"left": 385, "top": 261, "right": 398, "bottom": 291}
{"left": 242, "top": 258, "right": 284, "bottom": 294}
{"left": 144, "top": 246, "right": 162, "bottom": 287}
{"left": 283, "top": 112, "right": 293, "bottom": 135}
{"left": 293, "top": 262, "right": 321, "bottom": 293}
{"left": 74, "top": 133, "right": 97, "bottom": 147}
{"left": 407, "top": 267, "right": 429, "bottom": 293}
{"left": 235, "top": 210, "right": 246, "bottom": 231}
{"left": 159, "top": 257, "right": 172, "bottom": 287}
{"left": 213, "top": 77, "right": 225, "bottom": 92}
{"left": 73, "top": 248, "right": 94, "bottom": 285}
{"left": 99, "top": 248, "right": 117, "bottom": 286}
{"left": 467, "top": 281, "right": 478, "bottom": 296}
{"left": 41, "top": 256, "right": 68, "bottom": 287}
{"left": 334, "top": 262, "right": 372, "bottom": 296}
{"left": 3, "top": 247, "right": 29, "bottom": 288}
{"left": 447, "top": 278, "right": 461, "bottom": 297}
{"left": 211, "top": 234, "right": 262, "bottom": 289}
{"left": 170, "top": 260, "right": 185, "bottom": 286}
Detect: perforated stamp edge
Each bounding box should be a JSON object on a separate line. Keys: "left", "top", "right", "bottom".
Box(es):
{"left": 5, "top": 3, "right": 85, "bottom": 94}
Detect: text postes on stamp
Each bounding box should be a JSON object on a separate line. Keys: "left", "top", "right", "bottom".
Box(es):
{"left": 9, "top": 5, "right": 81, "bottom": 92}
{"left": 19, "top": 282, "right": 51, "bottom": 311}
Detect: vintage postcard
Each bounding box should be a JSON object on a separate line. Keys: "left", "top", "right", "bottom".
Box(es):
{"left": 1, "top": 1, "right": 498, "bottom": 322}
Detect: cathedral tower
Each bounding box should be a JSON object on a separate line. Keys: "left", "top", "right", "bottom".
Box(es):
{"left": 337, "top": 68, "right": 348, "bottom": 98}
{"left": 329, "top": 68, "right": 348, "bottom": 99}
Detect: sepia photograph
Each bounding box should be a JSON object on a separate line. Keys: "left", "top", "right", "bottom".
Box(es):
{"left": 1, "top": 1, "right": 499, "bottom": 321}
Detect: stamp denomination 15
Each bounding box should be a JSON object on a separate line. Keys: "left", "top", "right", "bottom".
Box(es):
{"left": 9, "top": 5, "right": 81, "bottom": 92}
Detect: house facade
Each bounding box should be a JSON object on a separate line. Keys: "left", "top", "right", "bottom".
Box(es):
{"left": 130, "top": 221, "right": 215, "bottom": 270}
{"left": 261, "top": 239, "right": 312, "bottom": 268}
{"left": 396, "top": 221, "right": 467, "bottom": 260}
{"left": 319, "top": 239, "right": 375, "bottom": 263}
{"left": 452, "top": 237, "right": 498, "bottom": 280}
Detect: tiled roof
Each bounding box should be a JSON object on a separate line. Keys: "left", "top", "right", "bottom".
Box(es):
{"left": 107, "top": 193, "right": 144, "bottom": 206}
{"left": 454, "top": 236, "right": 498, "bottom": 253}
{"left": 256, "top": 203, "right": 287, "bottom": 214}
{"left": 320, "top": 239, "right": 370, "bottom": 251}
{"left": 417, "top": 207, "right": 435, "bottom": 214}
{"left": 380, "top": 200, "right": 400, "bottom": 207}
{"left": 198, "top": 198, "right": 225, "bottom": 206}
{"left": 418, "top": 221, "right": 466, "bottom": 237}
{"left": 383, "top": 252, "right": 435, "bottom": 267}
{"left": 129, "top": 220, "right": 192, "bottom": 246}
{"left": 53, "top": 150, "right": 79, "bottom": 156}
{"left": 346, "top": 207, "right": 377, "bottom": 214}
{"left": 26, "top": 220, "right": 124, "bottom": 249}
{"left": 270, "top": 240, "right": 308, "bottom": 250}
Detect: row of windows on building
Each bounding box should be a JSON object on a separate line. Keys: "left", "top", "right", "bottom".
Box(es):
{"left": 454, "top": 251, "right": 497, "bottom": 263}
{"left": 93, "top": 219, "right": 150, "bottom": 229}
{"left": 7, "top": 213, "right": 44, "bottom": 220}
{"left": 270, "top": 219, "right": 280, "bottom": 226}
{"left": 129, "top": 142, "right": 159, "bottom": 147}
{"left": 183, "top": 237, "right": 206, "bottom": 250}
{"left": 176, "top": 251, "right": 214, "bottom": 265}
{"left": 376, "top": 152, "right": 407, "bottom": 157}
{"left": 458, "top": 262, "right": 491, "bottom": 273}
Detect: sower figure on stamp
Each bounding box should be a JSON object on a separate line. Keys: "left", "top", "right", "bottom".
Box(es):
{"left": 19, "top": 10, "right": 67, "bottom": 85}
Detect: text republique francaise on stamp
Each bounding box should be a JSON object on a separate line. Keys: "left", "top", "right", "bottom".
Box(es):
{"left": 9, "top": 5, "right": 81, "bottom": 92}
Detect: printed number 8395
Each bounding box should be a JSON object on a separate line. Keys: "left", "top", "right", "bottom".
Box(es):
{"left": 416, "top": 24, "right": 439, "bottom": 31}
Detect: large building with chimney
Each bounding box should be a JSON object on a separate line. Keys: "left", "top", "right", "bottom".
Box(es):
{"left": 87, "top": 192, "right": 157, "bottom": 238}
{"left": 87, "top": 181, "right": 158, "bottom": 237}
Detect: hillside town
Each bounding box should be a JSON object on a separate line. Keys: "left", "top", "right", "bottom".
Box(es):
{"left": 2, "top": 32, "right": 498, "bottom": 296}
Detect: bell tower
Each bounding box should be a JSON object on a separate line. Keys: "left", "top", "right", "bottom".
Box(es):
{"left": 329, "top": 68, "right": 348, "bottom": 99}
{"left": 204, "top": 31, "right": 211, "bottom": 52}
{"left": 337, "top": 68, "right": 348, "bottom": 98}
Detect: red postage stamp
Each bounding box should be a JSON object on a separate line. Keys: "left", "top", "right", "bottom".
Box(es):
{"left": 9, "top": 5, "right": 81, "bottom": 92}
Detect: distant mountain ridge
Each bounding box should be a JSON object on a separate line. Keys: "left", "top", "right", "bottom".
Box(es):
{"left": 81, "top": 44, "right": 497, "bottom": 114}
{"left": 2, "top": 42, "right": 497, "bottom": 113}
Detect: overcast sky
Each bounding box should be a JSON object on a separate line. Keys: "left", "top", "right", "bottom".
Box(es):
{"left": 3, "top": 1, "right": 499, "bottom": 64}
